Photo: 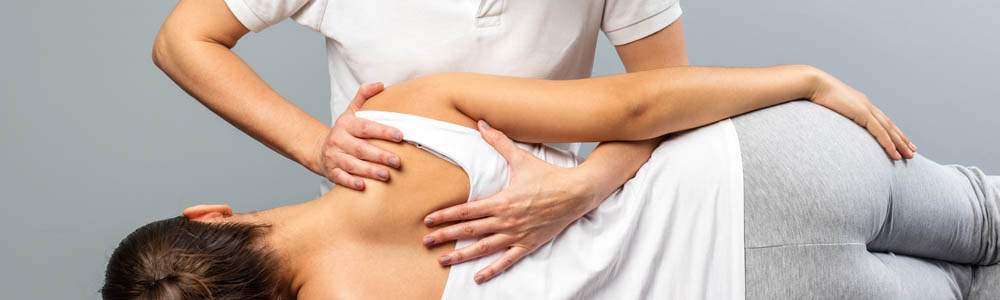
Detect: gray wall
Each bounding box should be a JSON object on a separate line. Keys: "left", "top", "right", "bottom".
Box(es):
{"left": 1, "top": 1, "right": 997, "bottom": 299}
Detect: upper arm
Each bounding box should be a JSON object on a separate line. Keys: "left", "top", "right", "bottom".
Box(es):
{"left": 614, "top": 18, "right": 689, "bottom": 72}
{"left": 156, "top": 0, "right": 250, "bottom": 52}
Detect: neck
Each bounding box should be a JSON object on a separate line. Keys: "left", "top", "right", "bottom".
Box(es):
{"left": 252, "top": 195, "right": 341, "bottom": 298}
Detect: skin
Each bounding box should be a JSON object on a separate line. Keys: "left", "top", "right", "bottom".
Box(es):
{"left": 152, "top": 0, "right": 404, "bottom": 189}
{"left": 177, "top": 66, "right": 913, "bottom": 298}
{"left": 153, "top": 0, "right": 914, "bottom": 285}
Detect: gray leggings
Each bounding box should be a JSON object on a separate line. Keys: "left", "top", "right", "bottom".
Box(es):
{"left": 732, "top": 101, "right": 1000, "bottom": 299}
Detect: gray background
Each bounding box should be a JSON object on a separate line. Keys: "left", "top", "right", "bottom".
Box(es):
{"left": 1, "top": 0, "right": 997, "bottom": 299}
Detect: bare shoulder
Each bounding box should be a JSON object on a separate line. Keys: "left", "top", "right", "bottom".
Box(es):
{"left": 360, "top": 75, "right": 478, "bottom": 129}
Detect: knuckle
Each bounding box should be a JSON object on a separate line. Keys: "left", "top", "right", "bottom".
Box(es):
{"left": 462, "top": 225, "right": 476, "bottom": 236}
{"left": 452, "top": 252, "right": 464, "bottom": 261}
{"left": 477, "top": 242, "right": 491, "bottom": 253}
{"left": 341, "top": 163, "right": 356, "bottom": 174}
{"left": 500, "top": 218, "right": 516, "bottom": 229}
{"left": 458, "top": 209, "right": 471, "bottom": 219}
{"left": 510, "top": 218, "right": 527, "bottom": 229}
{"left": 334, "top": 169, "right": 350, "bottom": 182}
{"left": 499, "top": 197, "right": 516, "bottom": 208}
{"left": 502, "top": 258, "right": 514, "bottom": 268}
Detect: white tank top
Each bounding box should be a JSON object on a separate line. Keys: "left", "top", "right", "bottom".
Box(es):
{"left": 355, "top": 110, "right": 580, "bottom": 200}
{"left": 356, "top": 110, "right": 745, "bottom": 300}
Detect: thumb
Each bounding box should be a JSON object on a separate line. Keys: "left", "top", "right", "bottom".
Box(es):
{"left": 348, "top": 82, "right": 386, "bottom": 111}
{"left": 478, "top": 120, "right": 524, "bottom": 164}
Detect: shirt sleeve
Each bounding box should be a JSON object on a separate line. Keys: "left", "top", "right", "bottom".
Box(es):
{"left": 602, "top": 0, "right": 683, "bottom": 45}
{"left": 224, "top": 0, "right": 329, "bottom": 32}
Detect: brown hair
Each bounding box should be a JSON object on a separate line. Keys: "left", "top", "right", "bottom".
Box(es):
{"left": 101, "top": 216, "right": 281, "bottom": 300}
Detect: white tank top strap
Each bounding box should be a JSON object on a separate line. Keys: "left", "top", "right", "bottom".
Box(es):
{"left": 354, "top": 110, "right": 509, "bottom": 201}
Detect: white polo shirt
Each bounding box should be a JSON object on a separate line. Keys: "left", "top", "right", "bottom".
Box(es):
{"left": 224, "top": 0, "right": 682, "bottom": 190}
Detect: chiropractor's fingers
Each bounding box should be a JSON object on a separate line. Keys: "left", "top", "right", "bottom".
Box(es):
{"left": 343, "top": 81, "right": 401, "bottom": 167}
{"left": 437, "top": 233, "right": 515, "bottom": 266}
{"left": 327, "top": 167, "right": 365, "bottom": 190}
{"left": 347, "top": 82, "right": 385, "bottom": 111}
{"left": 346, "top": 116, "right": 404, "bottom": 144}
{"left": 331, "top": 151, "right": 392, "bottom": 184}
{"left": 424, "top": 214, "right": 503, "bottom": 246}
{"left": 337, "top": 128, "right": 401, "bottom": 168}
{"left": 423, "top": 194, "right": 503, "bottom": 227}
{"left": 478, "top": 120, "right": 528, "bottom": 164}
{"left": 474, "top": 246, "right": 530, "bottom": 284}
{"left": 424, "top": 198, "right": 503, "bottom": 227}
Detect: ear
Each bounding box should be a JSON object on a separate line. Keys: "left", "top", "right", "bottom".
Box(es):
{"left": 182, "top": 204, "right": 234, "bottom": 222}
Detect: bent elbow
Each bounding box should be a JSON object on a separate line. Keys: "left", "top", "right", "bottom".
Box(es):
{"left": 151, "top": 35, "right": 168, "bottom": 70}
{"left": 608, "top": 93, "right": 658, "bottom": 141}
{"left": 151, "top": 27, "right": 180, "bottom": 71}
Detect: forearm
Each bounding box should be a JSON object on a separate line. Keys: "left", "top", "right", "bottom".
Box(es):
{"left": 153, "top": 27, "right": 327, "bottom": 172}
{"left": 574, "top": 139, "right": 662, "bottom": 210}
{"left": 443, "top": 65, "right": 821, "bottom": 143}
{"left": 618, "top": 64, "right": 820, "bottom": 140}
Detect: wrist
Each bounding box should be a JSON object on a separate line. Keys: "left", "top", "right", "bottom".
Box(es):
{"left": 568, "top": 163, "right": 615, "bottom": 211}
{"left": 794, "top": 64, "right": 827, "bottom": 101}
{"left": 295, "top": 125, "right": 330, "bottom": 176}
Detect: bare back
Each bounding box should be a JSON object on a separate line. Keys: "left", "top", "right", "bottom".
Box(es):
{"left": 295, "top": 83, "right": 480, "bottom": 299}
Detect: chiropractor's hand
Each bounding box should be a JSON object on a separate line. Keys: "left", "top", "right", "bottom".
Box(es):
{"left": 809, "top": 70, "right": 916, "bottom": 160}
{"left": 422, "top": 121, "right": 601, "bottom": 284}
{"left": 314, "top": 82, "right": 404, "bottom": 190}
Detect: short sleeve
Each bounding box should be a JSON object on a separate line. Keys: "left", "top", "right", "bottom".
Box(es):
{"left": 224, "top": 0, "right": 329, "bottom": 32}
{"left": 602, "top": 0, "right": 683, "bottom": 45}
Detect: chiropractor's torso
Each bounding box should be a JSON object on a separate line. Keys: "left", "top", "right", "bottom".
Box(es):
{"left": 223, "top": 0, "right": 683, "bottom": 191}
{"left": 208, "top": 0, "right": 686, "bottom": 284}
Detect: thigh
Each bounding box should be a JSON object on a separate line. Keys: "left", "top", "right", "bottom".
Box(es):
{"left": 746, "top": 244, "right": 900, "bottom": 299}
{"left": 747, "top": 245, "right": 972, "bottom": 300}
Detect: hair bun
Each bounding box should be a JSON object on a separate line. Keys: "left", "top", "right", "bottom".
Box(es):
{"left": 139, "top": 272, "right": 212, "bottom": 298}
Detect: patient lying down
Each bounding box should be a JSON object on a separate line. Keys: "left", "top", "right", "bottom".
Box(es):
{"left": 102, "top": 69, "right": 999, "bottom": 299}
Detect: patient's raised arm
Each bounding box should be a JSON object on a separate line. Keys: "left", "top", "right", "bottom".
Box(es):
{"left": 428, "top": 66, "right": 913, "bottom": 160}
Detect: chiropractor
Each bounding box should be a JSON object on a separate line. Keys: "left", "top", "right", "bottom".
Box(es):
{"left": 152, "top": 0, "right": 913, "bottom": 285}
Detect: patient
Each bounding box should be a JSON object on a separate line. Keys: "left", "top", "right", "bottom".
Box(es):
{"left": 102, "top": 67, "right": 999, "bottom": 299}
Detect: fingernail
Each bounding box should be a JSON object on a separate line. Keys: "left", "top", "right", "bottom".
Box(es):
{"left": 377, "top": 170, "right": 388, "bottom": 179}
{"left": 424, "top": 217, "right": 434, "bottom": 225}
{"left": 909, "top": 142, "right": 917, "bottom": 152}
{"left": 478, "top": 120, "right": 490, "bottom": 130}
{"left": 354, "top": 180, "right": 362, "bottom": 189}
{"left": 392, "top": 132, "right": 401, "bottom": 141}
{"left": 423, "top": 236, "right": 435, "bottom": 245}
{"left": 389, "top": 157, "right": 400, "bottom": 167}
{"left": 475, "top": 276, "right": 485, "bottom": 284}
{"left": 439, "top": 255, "right": 452, "bottom": 265}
